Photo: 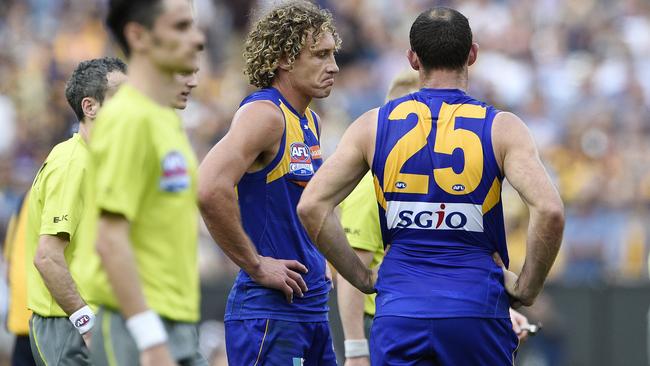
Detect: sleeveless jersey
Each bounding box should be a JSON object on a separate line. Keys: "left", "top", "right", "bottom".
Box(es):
{"left": 371, "top": 88, "right": 509, "bottom": 319}
{"left": 226, "top": 87, "right": 330, "bottom": 322}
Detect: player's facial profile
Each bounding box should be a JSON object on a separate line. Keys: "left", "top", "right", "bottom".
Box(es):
{"left": 148, "top": 0, "right": 205, "bottom": 73}
{"left": 172, "top": 68, "right": 198, "bottom": 109}
{"left": 291, "top": 30, "right": 339, "bottom": 99}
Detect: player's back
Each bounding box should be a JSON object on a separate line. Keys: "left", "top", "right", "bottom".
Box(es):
{"left": 372, "top": 88, "right": 509, "bottom": 319}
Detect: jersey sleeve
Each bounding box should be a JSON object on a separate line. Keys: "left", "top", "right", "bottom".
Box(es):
{"left": 38, "top": 161, "right": 85, "bottom": 238}
{"left": 339, "top": 173, "right": 383, "bottom": 253}
{"left": 92, "top": 115, "right": 151, "bottom": 221}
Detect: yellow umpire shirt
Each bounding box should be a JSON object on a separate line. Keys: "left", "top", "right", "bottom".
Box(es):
{"left": 4, "top": 194, "right": 32, "bottom": 334}
{"left": 25, "top": 133, "right": 91, "bottom": 317}
{"left": 80, "top": 84, "right": 200, "bottom": 322}
{"left": 339, "top": 172, "right": 385, "bottom": 316}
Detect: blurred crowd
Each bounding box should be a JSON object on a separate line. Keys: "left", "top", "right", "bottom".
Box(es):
{"left": 0, "top": 0, "right": 649, "bottom": 362}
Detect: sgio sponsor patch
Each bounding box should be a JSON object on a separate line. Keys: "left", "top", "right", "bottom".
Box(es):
{"left": 386, "top": 201, "right": 484, "bottom": 232}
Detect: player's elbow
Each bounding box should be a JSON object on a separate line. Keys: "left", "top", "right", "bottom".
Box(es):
{"left": 95, "top": 235, "right": 112, "bottom": 261}
{"left": 33, "top": 245, "right": 54, "bottom": 272}
{"left": 539, "top": 200, "right": 565, "bottom": 231}
{"left": 34, "top": 236, "right": 63, "bottom": 271}
{"left": 296, "top": 196, "right": 317, "bottom": 228}
{"left": 197, "top": 178, "right": 230, "bottom": 214}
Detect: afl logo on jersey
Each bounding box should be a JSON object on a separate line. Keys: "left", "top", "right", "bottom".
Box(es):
{"left": 160, "top": 151, "right": 190, "bottom": 192}
{"left": 452, "top": 184, "right": 465, "bottom": 192}
{"left": 289, "top": 142, "right": 314, "bottom": 176}
{"left": 395, "top": 181, "right": 407, "bottom": 189}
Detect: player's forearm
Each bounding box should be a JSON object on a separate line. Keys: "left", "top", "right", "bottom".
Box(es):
{"left": 518, "top": 204, "right": 564, "bottom": 304}
{"left": 34, "top": 237, "right": 86, "bottom": 315}
{"left": 299, "top": 204, "right": 373, "bottom": 293}
{"left": 96, "top": 216, "right": 148, "bottom": 318}
{"left": 337, "top": 273, "right": 368, "bottom": 339}
{"left": 198, "top": 185, "right": 261, "bottom": 272}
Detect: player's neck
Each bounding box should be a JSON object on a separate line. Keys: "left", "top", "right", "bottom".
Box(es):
{"left": 420, "top": 69, "right": 468, "bottom": 91}
{"left": 78, "top": 121, "right": 90, "bottom": 144}
{"left": 127, "top": 56, "right": 177, "bottom": 107}
{"left": 272, "top": 80, "right": 311, "bottom": 117}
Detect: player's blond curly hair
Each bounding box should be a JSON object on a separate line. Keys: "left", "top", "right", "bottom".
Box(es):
{"left": 244, "top": 1, "right": 341, "bottom": 88}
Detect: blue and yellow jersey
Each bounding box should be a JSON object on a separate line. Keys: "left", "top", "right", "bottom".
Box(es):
{"left": 226, "top": 87, "right": 330, "bottom": 322}
{"left": 372, "top": 88, "right": 509, "bottom": 319}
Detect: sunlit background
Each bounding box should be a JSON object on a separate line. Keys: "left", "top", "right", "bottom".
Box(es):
{"left": 1, "top": 0, "right": 649, "bottom": 365}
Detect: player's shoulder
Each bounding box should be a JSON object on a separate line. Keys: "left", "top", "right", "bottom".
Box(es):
{"left": 95, "top": 86, "right": 161, "bottom": 136}
{"left": 98, "top": 84, "right": 164, "bottom": 122}
{"left": 491, "top": 111, "right": 535, "bottom": 161}
{"left": 45, "top": 134, "right": 88, "bottom": 169}
{"left": 239, "top": 87, "right": 282, "bottom": 108}
{"left": 352, "top": 107, "right": 380, "bottom": 129}
{"left": 492, "top": 111, "right": 529, "bottom": 136}
{"left": 232, "top": 96, "right": 285, "bottom": 137}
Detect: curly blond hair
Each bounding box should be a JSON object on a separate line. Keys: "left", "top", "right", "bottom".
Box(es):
{"left": 244, "top": 1, "right": 341, "bottom": 88}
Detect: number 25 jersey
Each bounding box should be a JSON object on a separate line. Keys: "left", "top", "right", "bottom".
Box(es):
{"left": 372, "top": 88, "right": 510, "bottom": 319}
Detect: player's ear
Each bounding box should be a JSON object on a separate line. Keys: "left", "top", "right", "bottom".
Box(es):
{"left": 467, "top": 42, "right": 479, "bottom": 67}
{"left": 81, "top": 97, "right": 100, "bottom": 120}
{"left": 407, "top": 49, "right": 420, "bottom": 71}
{"left": 124, "top": 22, "right": 151, "bottom": 54}
{"left": 277, "top": 56, "right": 292, "bottom": 72}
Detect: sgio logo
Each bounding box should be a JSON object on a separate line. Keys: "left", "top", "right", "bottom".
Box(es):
{"left": 397, "top": 204, "right": 467, "bottom": 229}
{"left": 386, "top": 201, "right": 484, "bottom": 232}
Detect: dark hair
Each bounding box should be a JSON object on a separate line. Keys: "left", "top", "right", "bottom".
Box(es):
{"left": 64, "top": 57, "right": 127, "bottom": 122}
{"left": 106, "top": 0, "right": 164, "bottom": 57}
{"left": 409, "top": 7, "right": 472, "bottom": 72}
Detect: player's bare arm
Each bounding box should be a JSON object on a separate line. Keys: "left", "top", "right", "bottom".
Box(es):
{"left": 34, "top": 233, "right": 86, "bottom": 314}
{"left": 95, "top": 213, "right": 148, "bottom": 318}
{"left": 198, "top": 101, "right": 308, "bottom": 302}
{"left": 338, "top": 249, "right": 374, "bottom": 338}
{"left": 297, "top": 109, "right": 378, "bottom": 294}
{"left": 338, "top": 248, "right": 374, "bottom": 366}
{"left": 492, "top": 111, "right": 565, "bottom": 307}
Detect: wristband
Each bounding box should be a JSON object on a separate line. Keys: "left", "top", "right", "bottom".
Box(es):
{"left": 69, "top": 305, "right": 95, "bottom": 335}
{"left": 126, "top": 310, "right": 168, "bottom": 351}
{"left": 344, "top": 339, "right": 370, "bottom": 358}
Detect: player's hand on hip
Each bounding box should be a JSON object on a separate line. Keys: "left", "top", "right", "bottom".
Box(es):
{"left": 345, "top": 356, "right": 371, "bottom": 366}
{"left": 364, "top": 267, "right": 379, "bottom": 294}
{"left": 140, "top": 343, "right": 178, "bottom": 366}
{"left": 492, "top": 252, "right": 524, "bottom": 308}
{"left": 249, "top": 255, "right": 309, "bottom": 303}
{"left": 509, "top": 308, "right": 530, "bottom": 342}
{"left": 325, "top": 262, "right": 334, "bottom": 289}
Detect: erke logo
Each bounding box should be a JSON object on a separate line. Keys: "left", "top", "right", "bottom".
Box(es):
{"left": 53, "top": 215, "right": 69, "bottom": 223}
{"left": 75, "top": 315, "right": 90, "bottom": 327}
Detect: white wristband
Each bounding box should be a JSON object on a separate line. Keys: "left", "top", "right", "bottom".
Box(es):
{"left": 126, "top": 310, "right": 168, "bottom": 351}
{"left": 69, "top": 305, "right": 95, "bottom": 335}
{"left": 344, "top": 339, "right": 370, "bottom": 358}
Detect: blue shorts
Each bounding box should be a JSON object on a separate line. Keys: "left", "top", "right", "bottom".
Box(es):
{"left": 225, "top": 319, "right": 336, "bottom": 366}
{"left": 370, "top": 316, "right": 519, "bottom": 366}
